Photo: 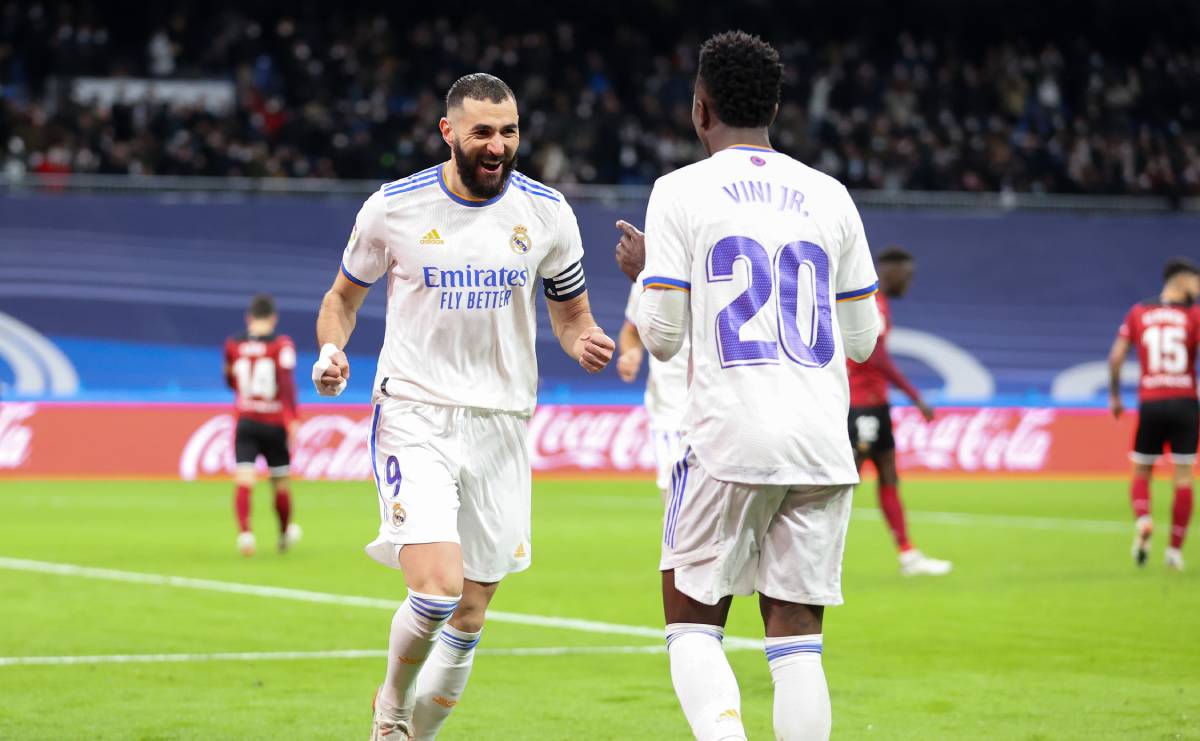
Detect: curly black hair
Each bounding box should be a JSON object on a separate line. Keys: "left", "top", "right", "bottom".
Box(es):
{"left": 697, "top": 31, "right": 782, "bottom": 129}
{"left": 446, "top": 73, "right": 515, "bottom": 111}
{"left": 877, "top": 246, "right": 914, "bottom": 264}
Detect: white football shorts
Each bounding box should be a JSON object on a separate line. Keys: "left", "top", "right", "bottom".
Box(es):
{"left": 660, "top": 446, "right": 854, "bottom": 606}
{"left": 364, "top": 398, "right": 532, "bottom": 583}
{"left": 651, "top": 426, "right": 684, "bottom": 495}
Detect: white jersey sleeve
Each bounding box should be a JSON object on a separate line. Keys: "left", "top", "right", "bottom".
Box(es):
{"left": 641, "top": 177, "right": 693, "bottom": 293}
{"left": 833, "top": 192, "right": 879, "bottom": 303}
{"left": 341, "top": 191, "right": 390, "bottom": 287}
{"left": 536, "top": 199, "right": 584, "bottom": 279}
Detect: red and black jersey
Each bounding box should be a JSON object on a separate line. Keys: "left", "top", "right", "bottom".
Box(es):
{"left": 223, "top": 333, "right": 299, "bottom": 428}
{"left": 1118, "top": 299, "right": 1199, "bottom": 403}
{"left": 847, "top": 292, "right": 922, "bottom": 408}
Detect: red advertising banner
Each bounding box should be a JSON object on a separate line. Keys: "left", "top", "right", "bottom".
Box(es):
{"left": 0, "top": 401, "right": 1139, "bottom": 480}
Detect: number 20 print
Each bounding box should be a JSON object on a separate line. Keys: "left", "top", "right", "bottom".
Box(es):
{"left": 707, "top": 237, "right": 836, "bottom": 369}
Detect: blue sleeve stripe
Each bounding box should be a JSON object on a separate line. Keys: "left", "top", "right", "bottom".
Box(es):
{"left": 384, "top": 176, "right": 438, "bottom": 196}
{"left": 341, "top": 263, "right": 373, "bottom": 287}
{"left": 642, "top": 276, "right": 691, "bottom": 291}
{"left": 513, "top": 173, "right": 556, "bottom": 195}
{"left": 835, "top": 282, "right": 878, "bottom": 302}
{"left": 513, "top": 182, "right": 560, "bottom": 201}
{"left": 383, "top": 166, "right": 439, "bottom": 190}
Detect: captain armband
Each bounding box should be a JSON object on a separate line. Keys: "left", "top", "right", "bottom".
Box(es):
{"left": 542, "top": 261, "right": 587, "bottom": 301}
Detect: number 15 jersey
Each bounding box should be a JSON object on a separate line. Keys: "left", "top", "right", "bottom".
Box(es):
{"left": 639, "top": 146, "right": 878, "bottom": 486}
{"left": 1118, "top": 299, "right": 1199, "bottom": 403}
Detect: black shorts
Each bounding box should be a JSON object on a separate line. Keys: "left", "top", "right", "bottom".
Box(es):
{"left": 848, "top": 405, "right": 895, "bottom": 457}
{"left": 1133, "top": 398, "right": 1199, "bottom": 464}
{"left": 234, "top": 418, "right": 291, "bottom": 473}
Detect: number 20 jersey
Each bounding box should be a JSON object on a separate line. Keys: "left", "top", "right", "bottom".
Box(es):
{"left": 639, "top": 146, "right": 879, "bottom": 486}
{"left": 1118, "top": 299, "right": 1199, "bottom": 403}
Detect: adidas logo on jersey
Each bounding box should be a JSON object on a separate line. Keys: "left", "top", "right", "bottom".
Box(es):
{"left": 420, "top": 229, "right": 444, "bottom": 245}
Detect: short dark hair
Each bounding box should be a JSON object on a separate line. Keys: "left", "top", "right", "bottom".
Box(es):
{"left": 877, "top": 246, "right": 914, "bottom": 265}
{"left": 1163, "top": 257, "right": 1199, "bottom": 283}
{"left": 446, "top": 73, "right": 515, "bottom": 111}
{"left": 697, "top": 31, "right": 782, "bottom": 129}
{"left": 248, "top": 293, "right": 276, "bottom": 318}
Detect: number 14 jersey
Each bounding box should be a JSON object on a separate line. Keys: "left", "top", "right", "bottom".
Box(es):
{"left": 1118, "top": 299, "right": 1199, "bottom": 403}
{"left": 224, "top": 333, "right": 299, "bottom": 428}
{"left": 639, "top": 146, "right": 878, "bottom": 486}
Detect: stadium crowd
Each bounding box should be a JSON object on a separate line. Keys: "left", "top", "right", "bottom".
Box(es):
{"left": 2, "top": 1, "right": 1199, "bottom": 196}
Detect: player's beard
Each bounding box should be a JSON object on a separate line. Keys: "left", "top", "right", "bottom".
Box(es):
{"left": 452, "top": 139, "right": 516, "bottom": 200}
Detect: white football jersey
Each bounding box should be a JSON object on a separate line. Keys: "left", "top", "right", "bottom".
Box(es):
{"left": 342, "top": 165, "right": 584, "bottom": 416}
{"left": 624, "top": 283, "right": 688, "bottom": 431}
{"left": 640, "top": 145, "right": 878, "bottom": 486}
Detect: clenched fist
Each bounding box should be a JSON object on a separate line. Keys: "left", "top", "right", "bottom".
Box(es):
{"left": 312, "top": 343, "right": 349, "bottom": 396}
{"left": 574, "top": 327, "right": 615, "bottom": 373}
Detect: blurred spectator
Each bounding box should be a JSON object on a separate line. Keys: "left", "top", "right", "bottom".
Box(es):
{"left": 2, "top": 0, "right": 1198, "bottom": 197}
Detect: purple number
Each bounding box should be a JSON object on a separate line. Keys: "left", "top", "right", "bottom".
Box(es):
{"left": 385, "top": 455, "right": 401, "bottom": 496}
{"left": 775, "top": 240, "right": 834, "bottom": 367}
{"left": 707, "top": 236, "right": 835, "bottom": 368}
{"left": 706, "top": 236, "right": 779, "bottom": 367}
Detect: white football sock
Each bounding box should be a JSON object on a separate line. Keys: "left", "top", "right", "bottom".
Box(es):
{"left": 378, "top": 591, "right": 460, "bottom": 723}
{"left": 765, "top": 634, "right": 830, "bottom": 741}
{"left": 666, "top": 623, "right": 747, "bottom": 741}
{"left": 411, "top": 624, "right": 481, "bottom": 740}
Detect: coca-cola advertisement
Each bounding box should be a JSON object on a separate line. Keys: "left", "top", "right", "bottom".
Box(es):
{"left": 0, "top": 401, "right": 1137, "bottom": 480}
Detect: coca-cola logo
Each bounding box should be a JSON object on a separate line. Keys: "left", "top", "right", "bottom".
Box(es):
{"left": 893, "top": 407, "right": 1054, "bottom": 471}
{"left": 0, "top": 402, "right": 35, "bottom": 469}
{"left": 180, "top": 414, "right": 374, "bottom": 481}
{"left": 179, "top": 406, "right": 659, "bottom": 481}
{"left": 528, "top": 405, "right": 655, "bottom": 472}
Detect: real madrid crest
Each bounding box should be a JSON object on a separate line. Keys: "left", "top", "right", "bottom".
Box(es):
{"left": 510, "top": 224, "right": 532, "bottom": 255}
{"left": 391, "top": 502, "right": 407, "bottom": 527}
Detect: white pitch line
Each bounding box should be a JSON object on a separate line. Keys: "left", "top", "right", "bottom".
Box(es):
{"left": 0, "top": 557, "right": 761, "bottom": 650}
{"left": 853, "top": 508, "right": 1128, "bottom": 534}
{"left": 0, "top": 644, "right": 747, "bottom": 668}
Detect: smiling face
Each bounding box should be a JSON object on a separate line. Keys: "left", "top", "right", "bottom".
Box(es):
{"left": 440, "top": 96, "right": 520, "bottom": 199}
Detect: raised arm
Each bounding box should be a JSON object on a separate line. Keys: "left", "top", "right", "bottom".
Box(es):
{"left": 313, "top": 272, "right": 370, "bottom": 396}
{"left": 545, "top": 290, "right": 614, "bottom": 373}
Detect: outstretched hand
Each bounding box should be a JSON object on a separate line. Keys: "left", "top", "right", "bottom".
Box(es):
{"left": 614, "top": 220, "right": 646, "bottom": 282}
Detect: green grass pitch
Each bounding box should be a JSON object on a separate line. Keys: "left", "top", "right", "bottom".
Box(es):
{"left": 0, "top": 477, "right": 1196, "bottom": 740}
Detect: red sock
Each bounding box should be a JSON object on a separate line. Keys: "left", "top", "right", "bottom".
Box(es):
{"left": 1171, "top": 486, "right": 1193, "bottom": 549}
{"left": 274, "top": 488, "right": 292, "bottom": 534}
{"left": 1131, "top": 478, "right": 1151, "bottom": 519}
{"left": 235, "top": 485, "right": 252, "bottom": 533}
{"left": 879, "top": 484, "right": 912, "bottom": 552}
